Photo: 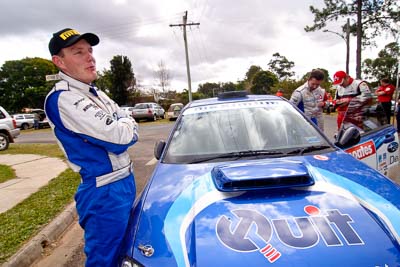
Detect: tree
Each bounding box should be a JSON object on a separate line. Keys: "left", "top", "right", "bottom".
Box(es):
{"left": 221, "top": 82, "right": 237, "bottom": 92}
{"left": 198, "top": 82, "right": 221, "bottom": 97}
{"left": 0, "top": 57, "right": 57, "bottom": 112}
{"left": 155, "top": 60, "right": 171, "bottom": 94}
{"left": 267, "top": 53, "right": 295, "bottom": 80}
{"left": 179, "top": 89, "right": 204, "bottom": 103}
{"left": 239, "top": 65, "right": 263, "bottom": 91}
{"left": 245, "top": 65, "right": 262, "bottom": 82}
{"left": 250, "top": 71, "right": 278, "bottom": 95}
{"left": 96, "top": 69, "right": 112, "bottom": 94}
{"left": 109, "top": 55, "right": 135, "bottom": 106}
{"left": 305, "top": 0, "right": 400, "bottom": 79}
{"left": 363, "top": 42, "right": 399, "bottom": 84}
{"left": 272, "top": 79, "right": 304, "bottom": 99}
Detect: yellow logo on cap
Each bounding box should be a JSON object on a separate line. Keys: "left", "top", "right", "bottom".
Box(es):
{"left": 59, "top": 29, "right": 80, "bottom": 40}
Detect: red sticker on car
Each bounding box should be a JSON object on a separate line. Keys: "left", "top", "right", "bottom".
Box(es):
{"left": 345, "top": 140, "right": 376, "bottom": 160}
{"left": 313, "top": 155, "right": 329, "bottom": 161}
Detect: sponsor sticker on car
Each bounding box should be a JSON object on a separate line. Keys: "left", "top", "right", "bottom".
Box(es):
{"left": 345, "top": 140, "right": 376, "bottom": 160}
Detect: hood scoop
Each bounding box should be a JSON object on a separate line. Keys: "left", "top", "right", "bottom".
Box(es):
{"left": 211, "top": 160, "right": 314, "bottom": 192}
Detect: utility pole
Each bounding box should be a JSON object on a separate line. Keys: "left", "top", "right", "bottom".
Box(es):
{"left": 345, "top": 18, "right": 350, "bottom": 75}
{"left": 170, "top": 11, "right": 200, "bottom": 102}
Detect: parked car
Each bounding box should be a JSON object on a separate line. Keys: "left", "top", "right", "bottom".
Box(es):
{"left": 38, "top": 117, "right": 50, "bottom": 129}
{"left": 132, "top": 102, "right": 165, "bottom": 121}
{"left": 0, "top": 106, "right": 20, "bottom": 150}
{"left": 365, "top": 100, "right": 395, "bottom": 116}
{"left": 119, "top": 92, "right": 400, "bottom": 267}
{"left": 166, "top": 103, "right": 184, "bottom": 121}
{"left": 322, "top": 99, "right": 336, "bottom": 113}
{"left": 12, "top": 113, "right": 35, "bottom": 130}
{"left": 24, "top": 108, "right": 50, "bottom": 129}
{"left": 120, "top": 106, "right": 135, "bottom": 118}
{"left": 28, "top": 108, "right": 46, "bottom": 121}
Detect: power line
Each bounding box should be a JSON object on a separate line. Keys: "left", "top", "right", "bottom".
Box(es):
{"left": 85, "top": 14, "right": 182, "bottom": 39}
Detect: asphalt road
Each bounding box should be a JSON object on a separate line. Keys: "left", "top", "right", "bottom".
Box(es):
{"left": 16, "top": 122, "right": 175, "bottom": 194}
{"left": 15, "top": 128, "right": 57, "bottom": 143}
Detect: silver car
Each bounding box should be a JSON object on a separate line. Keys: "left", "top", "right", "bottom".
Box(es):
{"left": 120, "top": 106, "right": 135, "bottom": 118}
{"left": 12, "top": 113, "right": 35, "bottom": 130}
{"left": 132, "top": 102, "right": 165, "bottom": 121}
{"left": 0, "top": 106, "right": 20, "bottom": 150}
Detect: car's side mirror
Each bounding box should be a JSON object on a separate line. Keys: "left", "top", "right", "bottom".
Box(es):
{"left": 154, "top": 140, "right": 166, "bottom": 160}
{"left": 334, "top": 126, "right": 361, "bottom": 149}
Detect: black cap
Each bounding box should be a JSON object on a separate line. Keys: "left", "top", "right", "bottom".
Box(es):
{"left": 48, "top": 28, "right": 99, "bottom": 56}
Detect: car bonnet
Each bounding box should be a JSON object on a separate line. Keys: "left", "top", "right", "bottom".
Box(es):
{"left": 126, "top": 154, "right": 400, "bottom": 267}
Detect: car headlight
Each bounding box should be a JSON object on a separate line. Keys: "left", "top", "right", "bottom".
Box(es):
{"left": 120, "top": 257, "right": 144, "bottom": 267}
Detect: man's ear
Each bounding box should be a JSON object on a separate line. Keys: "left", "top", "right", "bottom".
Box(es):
{"left": 52, "top": 55, "right": 65, "bottom": 70}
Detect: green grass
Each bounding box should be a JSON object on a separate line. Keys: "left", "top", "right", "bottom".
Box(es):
{"left": 20, "top": 128, "right": 52, "bottom": 134}
{"left": 137, "top": 118, "right": 173, "bottom": 125}
{"left": 0, "top": 165, "right": 15, "bottom": 183}
{"left": 0, "top": 143, "right": 79, "bottom": 264}
{"left": 0, "top": 143, "right": 65, "bottom": 158}
{"left": 0, "top": 169, "right": 80, "bottom": 263}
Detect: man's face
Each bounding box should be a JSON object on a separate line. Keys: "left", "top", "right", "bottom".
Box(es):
{"left": 341, "top": 77, "right": 349, "bottom": 87}
{"left": 308, "top": 78, "right": 322, "bottom": 90}
{"left": 52, "top": 39, "right": 97, "bottom": 84}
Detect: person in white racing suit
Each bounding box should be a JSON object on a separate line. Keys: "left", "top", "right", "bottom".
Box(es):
{"left": 290, "top": 69, "right": 326, "bottom": 131}
{"left": 45, "top": 28, "right": 138, "bottom": 267}
{"left": 332, "top": 71, "right": 372, "bottom": 130}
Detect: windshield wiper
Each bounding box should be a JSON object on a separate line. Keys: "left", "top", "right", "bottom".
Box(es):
{"left": 286, "top": 145, "right": 332, "bottom": 156}
{"left": 188, "top": 150, "right": 285, "bottom": 164}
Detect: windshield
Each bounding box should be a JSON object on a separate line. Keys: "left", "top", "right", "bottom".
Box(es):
{"left": 163, "top": 100, "right": 332, "bottom": 163}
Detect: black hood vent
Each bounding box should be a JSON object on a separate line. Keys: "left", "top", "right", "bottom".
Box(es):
{"left": 211, "top": 160, "right": 314, "bottom": 192}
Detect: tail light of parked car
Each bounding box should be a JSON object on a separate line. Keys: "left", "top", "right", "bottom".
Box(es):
{"left": 147, "top": 109, "right": 153, "bottom": 114}
{"left": 12, "top": 118, "right": 17, "bottom": 129}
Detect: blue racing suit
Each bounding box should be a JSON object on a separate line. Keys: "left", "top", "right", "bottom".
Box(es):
{"left": 44, "top": 72, "right": 139, "bottom": 266}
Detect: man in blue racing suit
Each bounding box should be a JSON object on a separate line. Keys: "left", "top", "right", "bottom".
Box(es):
{"left": 45, "top": 28, "right": 139, "bottom": 266}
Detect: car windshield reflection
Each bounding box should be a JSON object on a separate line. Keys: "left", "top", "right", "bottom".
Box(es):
{"left": 163, "top": 101, "right": 333, "bottom": 164}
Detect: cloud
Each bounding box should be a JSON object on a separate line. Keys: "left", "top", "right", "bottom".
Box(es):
{"left": 0, "top": 0, "right": 395, "bottom": 91}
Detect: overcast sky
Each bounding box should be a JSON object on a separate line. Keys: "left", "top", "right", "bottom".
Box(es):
{"left": 0, "top": 0, "right": 396, "bottom": 91}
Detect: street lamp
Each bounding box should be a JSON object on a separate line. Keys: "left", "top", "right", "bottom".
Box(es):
{"left": 323, "top": 18, "right": 350, "bottom": 74}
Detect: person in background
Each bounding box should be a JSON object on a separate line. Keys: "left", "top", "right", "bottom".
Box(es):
{"left": 45, "top": 28, "right": 138, "bottom": 266}
{"left": 289, "top": 69, "right": 326, "bottom": 131}
{"left": 33, "top": 112, "right": 40, "bottom": 130}
{"left": 276, "top": 89, "right": 283, "bottom": 97}
{"left": 326, "top": 92, "right": 333, "bottom": 114}
{"left": 375, "top": 78, "right": 395, "bottom": 124}
{"left": 332, "top": 71, "right": 372, "bottom": 130}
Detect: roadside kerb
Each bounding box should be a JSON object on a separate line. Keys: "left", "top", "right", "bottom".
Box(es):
{"left": 1, "top": 203, "right": 77, "bottom": 267}
{"left": 0, "top": 154, "right": 75, "bottom": 267}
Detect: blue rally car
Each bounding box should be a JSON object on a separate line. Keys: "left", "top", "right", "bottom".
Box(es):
{"left": 120, "top": 92, "right": 400, "bottom": 267}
